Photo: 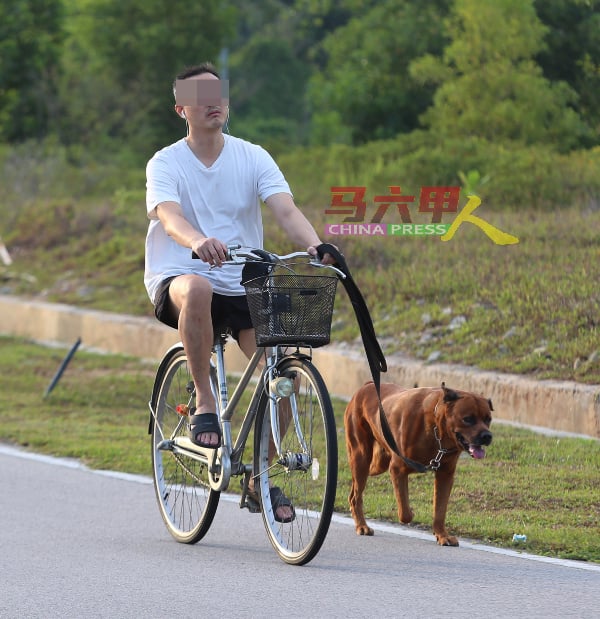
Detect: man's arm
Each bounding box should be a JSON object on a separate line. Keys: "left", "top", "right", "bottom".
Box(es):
{"left": 156, "top": 202, "right": 228, "bottom": 266}
{"left": 265, "top": 191, "right": 325, "bottom": 253}
{"left": 265, "top": 192, "right": 337, "bottom": 264}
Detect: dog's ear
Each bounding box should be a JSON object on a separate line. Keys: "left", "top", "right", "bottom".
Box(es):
{"left": 442, "top": 383, "right": 460, "bottom": 402}
{"left": 488, "top": 398, "right": 494, "bottom": 411}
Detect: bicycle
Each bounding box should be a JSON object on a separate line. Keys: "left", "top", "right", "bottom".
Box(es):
{"left": 148, "top": 246, "right": 345, "bottom": 565}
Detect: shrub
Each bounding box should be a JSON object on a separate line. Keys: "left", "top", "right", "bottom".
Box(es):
{"left": 279, "top": 134, "right": 600, "bottom": 212}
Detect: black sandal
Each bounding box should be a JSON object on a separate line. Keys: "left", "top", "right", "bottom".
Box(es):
{"left": 270, "top": 486, "right": 296, "bottom": 523}
{"left": 188, "top": 411, "right": 222, "bottom": 448}
{"left": 245, "top": 484, "right": 296, "bottom": 523}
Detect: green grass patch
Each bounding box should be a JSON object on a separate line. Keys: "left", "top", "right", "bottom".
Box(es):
{"left": 1, "top": 336, "right": 598, "bottom": 563}
{"left": 0, "top": 336, "right": 155, "bottom": 474}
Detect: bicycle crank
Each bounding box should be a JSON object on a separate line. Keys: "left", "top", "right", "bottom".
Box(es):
{"left": 157, "top": 438, "right": 227, "bottom": 485}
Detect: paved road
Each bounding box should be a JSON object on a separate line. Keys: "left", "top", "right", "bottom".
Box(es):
{"left": 1, "top": 445, "right": 598, "bottom": 619}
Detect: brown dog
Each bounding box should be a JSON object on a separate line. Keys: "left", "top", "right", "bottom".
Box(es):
{"left": 344, "top": 382, "right": 493, "bottom": 546}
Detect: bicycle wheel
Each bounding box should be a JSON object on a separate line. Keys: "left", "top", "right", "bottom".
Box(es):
{"left": 253, "top": 356, "right": 337, "bottom": 565}
{"left": 151, "top": 345, "right": 220, "bottom": 543}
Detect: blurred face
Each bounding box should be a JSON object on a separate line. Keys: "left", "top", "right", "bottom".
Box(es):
{"left": 175, "top": 73, "right": 229, "bottom": 130}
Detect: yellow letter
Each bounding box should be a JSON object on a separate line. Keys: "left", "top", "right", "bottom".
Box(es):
{"left": 441, "top": 196, "right": 519, "bottom": 245}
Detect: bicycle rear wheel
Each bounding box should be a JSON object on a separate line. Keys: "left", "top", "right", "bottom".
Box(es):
{"left": 151, "top": 346, "right": 220, "bottom": 543}
{"left": 253, "top": 356, "right": 337, "bottom": 565}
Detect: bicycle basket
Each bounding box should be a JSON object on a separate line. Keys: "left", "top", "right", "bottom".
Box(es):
{"left": 243, "top": 274, "right": 338, "bottom": 347}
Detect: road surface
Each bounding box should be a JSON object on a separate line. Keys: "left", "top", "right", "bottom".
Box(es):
{"left": 1, "top": 445, "right": 598, "bottom": 618}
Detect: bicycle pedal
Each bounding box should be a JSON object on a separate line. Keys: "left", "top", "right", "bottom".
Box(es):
{"left": 157, "top": 439, "right": 174, "bottom": 451}
{"left": 240, "top": 498, "right": 261, "bottom": 514}
{"left": 239, "top": 477, "right": 261, "bottom": 513}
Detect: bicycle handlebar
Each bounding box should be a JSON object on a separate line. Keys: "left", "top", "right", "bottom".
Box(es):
{"left": 192, "top": 244, "right": 346, "bottom": 278}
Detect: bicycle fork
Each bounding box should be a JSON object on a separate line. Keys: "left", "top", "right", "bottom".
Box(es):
{"left": 266, "top": 360, "right": 312, "bottom": 475}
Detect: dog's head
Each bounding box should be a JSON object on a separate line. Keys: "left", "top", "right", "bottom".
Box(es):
{"left": 438, "top": 383, "right": 493, "bottom": 459}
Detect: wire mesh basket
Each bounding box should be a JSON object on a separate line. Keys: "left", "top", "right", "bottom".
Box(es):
{"left": 243, "top": 273, "right": 338, "bottom": 347}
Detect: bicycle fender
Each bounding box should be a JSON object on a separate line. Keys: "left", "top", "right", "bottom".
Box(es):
{"left": 278, "top": 351, "right": 312, "bottom": 365}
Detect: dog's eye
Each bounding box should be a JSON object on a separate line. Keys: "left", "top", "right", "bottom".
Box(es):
{"left": 484, "top": 416, "right": 492, "bottom": 425}
{"left": 462, "top": 416, "right": 476, "bottom": 425}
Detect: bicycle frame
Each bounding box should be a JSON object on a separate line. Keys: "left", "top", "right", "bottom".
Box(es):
{"left": 151, "top": 334, "right": 308, "bottom": 494}
{"left": 150, "top": 247, "right": 343, "bottom": 489}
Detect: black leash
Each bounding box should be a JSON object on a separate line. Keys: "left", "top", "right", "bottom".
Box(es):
{"left": 316, "top": 244, "right": 428, "bottom": 473}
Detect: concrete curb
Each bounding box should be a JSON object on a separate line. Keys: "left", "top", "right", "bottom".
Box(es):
{"left": 1, "top": 294, "right": 598, "bottom": 439}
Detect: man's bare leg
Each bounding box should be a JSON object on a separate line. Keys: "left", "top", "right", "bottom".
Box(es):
{"left": 168, "top": 274, "right": 219, "bottom": 447}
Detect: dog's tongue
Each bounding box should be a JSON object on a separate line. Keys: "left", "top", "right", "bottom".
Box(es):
{"left": 469, "top": 445, "right": 486, "bottom": 459}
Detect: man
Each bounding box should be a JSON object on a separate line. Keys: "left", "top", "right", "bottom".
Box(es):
{"left": 144, "top": 63, "right": 332, "bottom": 519}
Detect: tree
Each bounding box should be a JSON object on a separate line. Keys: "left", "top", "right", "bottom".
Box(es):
{"left": 228, "top": 37, "right": 310, "bottom": 151}
{"left": 226, "top": 0, "right": 353, "bottom": 149}
{"left": 534, "top": 0, "right": 600, "bottom": 144}
{"left": 0, "top": 0, "right": 64, "bottom": 142}
{"left": 410, "top": 0, "right": 590, "bottom": 150}
{"left": 306, "top": 0, "right": 452, "bottom": 145}
{"left": 56, "top": 0, "right": 235, "bottom": 159}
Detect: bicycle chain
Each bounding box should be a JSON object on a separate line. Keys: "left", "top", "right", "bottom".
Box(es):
{"left": 172, "top": 452, "right": 205, "bottom": 485}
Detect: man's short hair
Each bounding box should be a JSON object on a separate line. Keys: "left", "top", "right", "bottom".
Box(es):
{"left": 173, "top": 62, "right": 220, "bottom": 98}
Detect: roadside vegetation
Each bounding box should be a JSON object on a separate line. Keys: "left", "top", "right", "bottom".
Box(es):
{"left": 1, "top": 152, "right": 599, "bottom": 384}
{"left": 0, "top": 337, "right": 598, "bottom": 563}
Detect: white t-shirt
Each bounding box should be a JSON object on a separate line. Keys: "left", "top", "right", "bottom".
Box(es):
{"left": 144, "top": 134, "right": 291, "bottom": 303}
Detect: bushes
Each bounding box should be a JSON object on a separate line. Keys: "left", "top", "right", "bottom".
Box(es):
{"left": 279, "top": 134, "right": 600, "bottom": 212}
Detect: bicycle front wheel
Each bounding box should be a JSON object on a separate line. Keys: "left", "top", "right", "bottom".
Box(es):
{"left": 151, "top": 346, "right": 220, "bottom": 544}
{"left": 253, "top": 356, "right": 337, "bottom": 565}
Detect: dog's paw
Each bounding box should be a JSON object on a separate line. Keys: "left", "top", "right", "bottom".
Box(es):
{"left": 399, "top": 507, "right": 414, "bottom": 524}
{"left": 436, "top": 533, "right": 459, "bottom": 547}
{"left": 356, "top": 525, "right": 375, "bottom": 536}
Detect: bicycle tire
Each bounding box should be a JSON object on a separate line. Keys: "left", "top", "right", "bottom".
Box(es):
{"left": 253, "top": 356, "right": 337, "bottom": 565}
{"left": 151, "top": 345, "right": 220, "bottom": 543}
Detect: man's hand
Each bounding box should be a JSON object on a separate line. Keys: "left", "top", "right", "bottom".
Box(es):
{"left": 192, "top": 237, "right": 228, "bottom": 267}
{"left": 308, "top": 244, "right": 339, "bottom": 265}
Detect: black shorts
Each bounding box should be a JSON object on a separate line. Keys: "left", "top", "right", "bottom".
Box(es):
{"left": 153, "top": 276, "right": 253, "bottom": 341}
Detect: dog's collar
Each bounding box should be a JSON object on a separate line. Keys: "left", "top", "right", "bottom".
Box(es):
{"left": 427, "top": 425, "right": 458, "bottom": 471}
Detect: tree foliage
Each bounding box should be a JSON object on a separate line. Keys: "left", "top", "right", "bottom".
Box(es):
{"left": 0, "top": 0, "right": 64, "bottom": 142}
{"left": 534, "top": 0, "right": 600, "bottom": 140}
{"left": 226, "top": 0, "right": 353, "bottom": 150}
{"left": 308, "top": 0, "right": 452, "bottom": 145}
{"left": 56, "top": 0, "right": 235, "bottom": 160}
{"left": 0, "top": 0, "right": 598, "bottom": 157}
{"left": 410, "top": 0, "right": 590, "bottom": 150}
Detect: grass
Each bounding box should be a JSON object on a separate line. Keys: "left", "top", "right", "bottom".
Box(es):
{"left": 1, "top": 336, "right": 598, "bottom": 564}
{"left": 1, "top": 190, "right": 599, "bottom": 384}
{"left": 327, "top": 205, "right": 600, "bottom": 383}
